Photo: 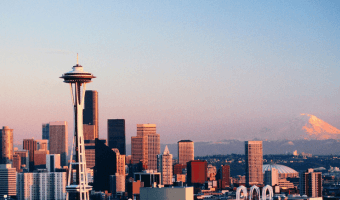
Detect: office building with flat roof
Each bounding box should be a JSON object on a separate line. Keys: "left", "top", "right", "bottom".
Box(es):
{"left": 187, "top": 160, "right": 207, "bottom": 186}
{"left": 245, "top": 141, "right": 263, "bottom": 186}
{"left": 23, "top": 138, "right": 37, "bottom": 171}
{"left": 178, "top": 140, "right": 194, "bottom": 166}
{"left": 83, "top": 90, "right": 98, "bottom": 138}
{"left": 131, "top": 124, "right": 160, "bottom": 170}
{"left": 108, "top": 119, "right": 126, "bottom": 155}
{"left": 49, "top": 121, "right": 68, "bottom": 166}
{"left": 300, "top": 168, "right": 322, "bottom": 197}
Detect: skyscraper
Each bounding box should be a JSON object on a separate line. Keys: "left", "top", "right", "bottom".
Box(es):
{"left": 217, "top": 165, "right": 230, "bottom": 189}
{"left": 83, "top": 90, "right": 98, "bottom": 139}
{"left": 108, "top": 119, "right": 126, "bottom": 155}
{"left": 93, "top": 139, "right": 117, "bottom": 192}
{"left": 49, "top": 121, "right": 68, "bottom": 166}
{"left": 178, "top": 140, "right": 194, "bottom": 166}
{"left": 0, "top": 126, "right": 13, "bottom": 164}
{"left": 157, "top": 145, "right": 173, "bottom": 185}
{"left": 42, "top": 123, "right": 49, "bottom": 140}
{"left": 131, "top": 124, "right": 160, "bottom": 170}
{"left": 300, "top": 168, "right": 322, "bottom": 197}
{"left": 23, "top": 138, "right": 37, "bottom": 171}
{"left": 245, "top": 141, "right": 263, "bottom": 186}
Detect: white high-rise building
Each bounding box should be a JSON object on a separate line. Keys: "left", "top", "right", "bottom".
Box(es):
{"left": 157, "top": 145, "right": 173, "bottom": 185}
{"left": 17, "top": 172, "right": 67, "bottom": 200}
{"left": 264, "top": 168, "right": 279, "bottom": 186}
{"left": 0, "top": 164, "right": 16, "bottom": 198}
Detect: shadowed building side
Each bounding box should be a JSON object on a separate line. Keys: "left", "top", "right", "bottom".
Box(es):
{"left": 93, "top": 139, "right": 117, "bottom": 192}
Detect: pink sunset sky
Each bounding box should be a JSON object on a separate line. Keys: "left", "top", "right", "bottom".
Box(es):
{"left": 1, "top": 1, "right": 340, "bottom": 145}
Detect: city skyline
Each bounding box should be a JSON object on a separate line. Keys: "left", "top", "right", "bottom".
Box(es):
{"left": 1, "top": 1, "right": 340, "bottom": 145}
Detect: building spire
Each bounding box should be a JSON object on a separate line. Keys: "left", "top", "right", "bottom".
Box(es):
{"left": 77, "top": 53, "right": 79, "bottom": 64}
{"left": 163, "top": 145, "right": 170, "bottom": 155}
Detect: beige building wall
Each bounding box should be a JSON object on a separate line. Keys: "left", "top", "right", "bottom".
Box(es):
{"left": 245, "top": 141, "right": 263, "bottom": 186}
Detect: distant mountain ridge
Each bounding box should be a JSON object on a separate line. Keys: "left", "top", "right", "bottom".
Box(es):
{"left": 125, "top": 139, "right": 340, "bottom": 157}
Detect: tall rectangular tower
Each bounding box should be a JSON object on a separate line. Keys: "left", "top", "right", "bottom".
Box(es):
{"left": 178, "top": 140, "right": 194, "bottom": 166}
{"left": 157, "top": 145, "right": 173, "bottom": 185}
{"left": 0, "top": 126, "right": 13, "bottom": 165}
{"left": 245, "top": 141, "right": 263, "bottom": 186}
{"left": 49, "top": 121, "right": 68, "bottom": 166}
{"left": 42, "top": 123, "right": 50, "bottom": 140}
{"left": 300, "top": 168, "right": 322, "bottom": 197}
{"left": 83, "top": 90, "right": 98, "bottom": 138}
{"left": 23, "top": 138, "right": 37, "bottom": 171}
{"left": 131, "top": 124, "right": 160, "bottom": 170}
{"left": 108, "top": 119, "right": 126, "bottom": 155}
{"left": 0, "top": 164, "right": 16, "bottom": 197}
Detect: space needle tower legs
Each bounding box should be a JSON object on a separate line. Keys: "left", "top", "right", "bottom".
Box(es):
{"left": 60, "top": 56, "right": 95, "bottom": 200}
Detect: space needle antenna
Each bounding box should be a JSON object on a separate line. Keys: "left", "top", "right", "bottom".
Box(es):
{"left": 60, "top": 56, "right": 95, "bottom": 200}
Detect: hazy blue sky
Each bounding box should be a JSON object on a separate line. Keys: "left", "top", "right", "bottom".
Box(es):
{"left": 1, "top": 1, "right": 340, "bottom": 145}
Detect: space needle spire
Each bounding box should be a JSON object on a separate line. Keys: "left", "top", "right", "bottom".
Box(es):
{"left": 60, "top": 55, "right": 95, "bottom": 200}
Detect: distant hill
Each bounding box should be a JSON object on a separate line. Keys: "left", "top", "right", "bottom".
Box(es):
{"left": 126, "top": 139, "right": 340, "bottom": 157}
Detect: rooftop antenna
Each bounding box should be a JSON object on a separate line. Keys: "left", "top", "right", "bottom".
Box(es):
{"left": 77, "top": 53, "right": 79, "bottom": 65}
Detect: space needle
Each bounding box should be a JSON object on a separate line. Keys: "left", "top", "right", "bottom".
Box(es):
{"left": 60, "top": 55, "right": 95, "bottom": 200}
